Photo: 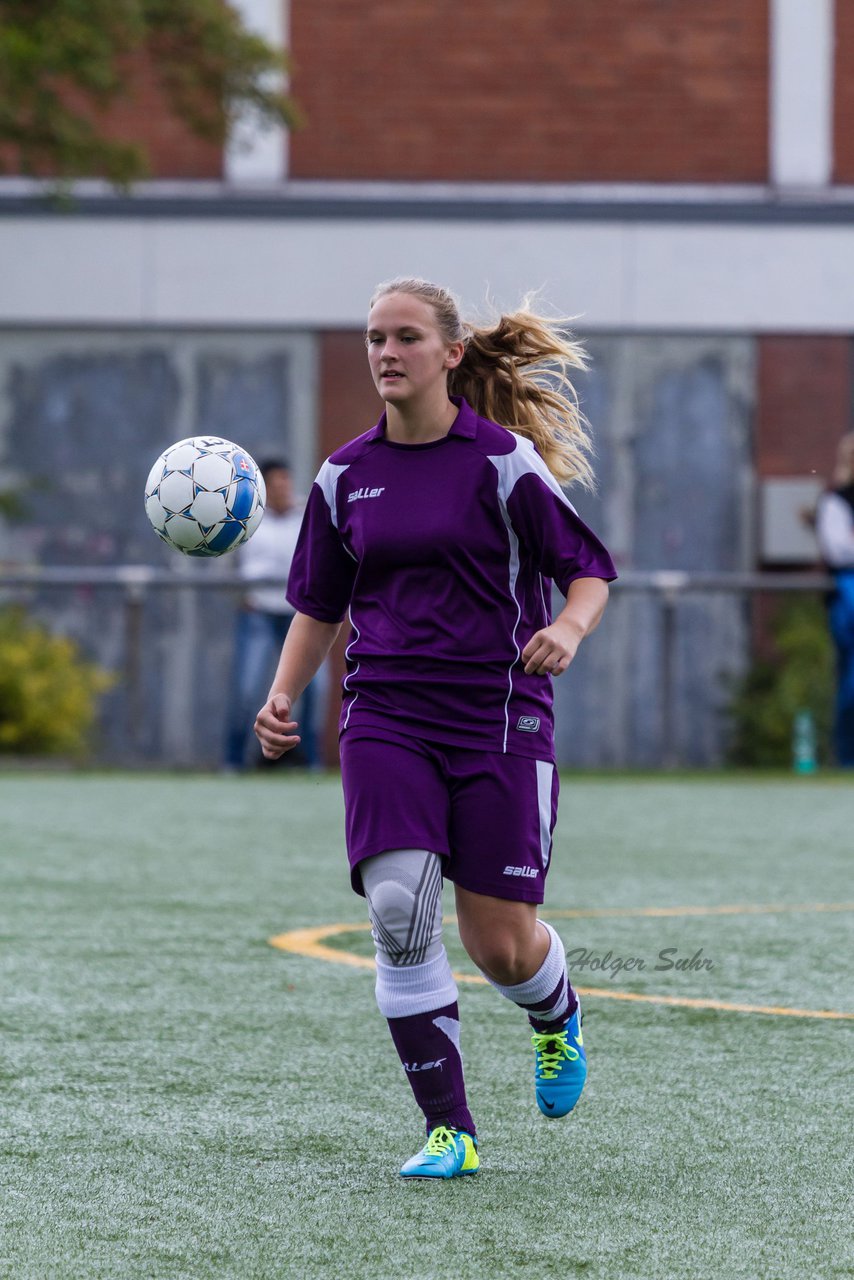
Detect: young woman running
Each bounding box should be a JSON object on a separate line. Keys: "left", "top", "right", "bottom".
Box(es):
{"left": 254, "top": 278, "right": 617, "bottom": 1179}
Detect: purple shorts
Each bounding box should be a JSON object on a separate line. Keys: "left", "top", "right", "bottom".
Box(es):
{"left": 339, "top": 729, "right": 559, "bottom": 904}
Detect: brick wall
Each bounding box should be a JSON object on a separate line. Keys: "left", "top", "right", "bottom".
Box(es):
{"left": 289, "top": 0, "right": 769, "bottom": 182}
{"left": 3, "top": 46, "right": 222, "bottom": 181}
{"left": 86, "top": 49, "right": 222, "bottom": 180}
{"left": 17, "top": 1, "right": 854, "bottom": 187}
{"left": 316, "top": 331, "right": 380, "bottom": 461}
{"left": 755, "top": 337, "right": 852, "bottom": 478}
{"left": 834, "top": 0, "right": 854, "bottom": 181}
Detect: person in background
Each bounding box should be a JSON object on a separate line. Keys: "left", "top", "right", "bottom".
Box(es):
{"left": 816, "top": 433, "right": 854, "bottom": 767}
{"left": 224, "top": 459, "right": 324, "bottom": 771}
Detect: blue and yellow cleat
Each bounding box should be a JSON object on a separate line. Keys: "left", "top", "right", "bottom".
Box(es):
{"left": 532, "top": 1002, "right": 587, "bottom": 1118}
{"left": 399, "top": 1125, "right": 480, "bottom": 1179}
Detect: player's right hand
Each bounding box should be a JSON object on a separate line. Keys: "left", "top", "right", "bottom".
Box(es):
{"left": 254, "top": 693, "right": 301, "bottom": 758}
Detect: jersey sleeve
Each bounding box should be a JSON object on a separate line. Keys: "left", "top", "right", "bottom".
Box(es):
{"left": 285, "top": 469, "right": 358, "bottom": 623}
{"left": 503, "top": 445, "right": 617, "bottom": 594}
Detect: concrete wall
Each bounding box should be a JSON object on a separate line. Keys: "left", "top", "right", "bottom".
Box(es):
{"left": 553, "top": 336, "right": 754, "bottom": 767}
{"left": 0, "top": 329, "right": 317, "bottom": 765}
{"left": 7, "top": 208, "right": 854, "bottom": 335}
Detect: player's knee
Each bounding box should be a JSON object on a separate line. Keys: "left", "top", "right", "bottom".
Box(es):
{"left": 368, "top": 879, "right": 417, "bottom": 960}
{"left": 468, "top": 937, "right": 531, "bottom": 986}
{"left": 366, "top": 877, "right": 442, "bottom": 967}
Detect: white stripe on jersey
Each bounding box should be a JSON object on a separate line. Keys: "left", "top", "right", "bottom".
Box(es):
{"left": 328, "top": 435, "right": 568, "bottom": 748}
{"left": 538, "top": 573, "right": 550, "bottom": 628}
{"left": 341, "top": 604, "right": 361, "bottom": 731}
{"left": 489, "top": 481, "right": 523, "bottom": 754}
{"left": 487, "top": 434, "right": 579, "bottom": 514}
{"left": 315, "top": 459, "right": 352, "bottom": 530}
{"left": 502, "top": 521, "right": 523, "bottom": 754}
{"left": 487, "top": 436, "right": 570, "bottom": 753}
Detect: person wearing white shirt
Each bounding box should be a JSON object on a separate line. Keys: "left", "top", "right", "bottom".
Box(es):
{"left": 816, "top": 433, "right": 854, "bottom": 767}
{"left": 224, "top": 460, "right": 324, "bottom": 769}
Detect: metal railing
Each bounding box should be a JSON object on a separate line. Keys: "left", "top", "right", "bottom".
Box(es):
{"left": 0, "top": 566, "right": 835, "bottom": 768}
{"left": 613, "top": 570, "right": 833, "bottom": 768}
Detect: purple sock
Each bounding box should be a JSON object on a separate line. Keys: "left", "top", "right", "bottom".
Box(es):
{"left": 527, "top": 971, "right": 579, "bottom": 1033}
{"left": 387, "top": 1001, "right": 476, "bottom": 1136}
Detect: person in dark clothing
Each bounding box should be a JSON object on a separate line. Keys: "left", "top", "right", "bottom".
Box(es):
{"left": 816, "top": 434, "right": 854, "bottom": 767}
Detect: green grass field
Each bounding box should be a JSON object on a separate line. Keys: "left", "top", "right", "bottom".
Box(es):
{"left": 2, "top": 772, "right": 853, "bottom": 1280}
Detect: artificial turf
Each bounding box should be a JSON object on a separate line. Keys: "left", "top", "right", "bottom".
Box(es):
{"left": 1, "top": 772, "right": 852, "bottom": 1279}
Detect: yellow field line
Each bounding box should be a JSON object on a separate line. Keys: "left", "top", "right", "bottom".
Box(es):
{"left": 269, "top": 903, "right": 854, "bottom": 1022}
{"left": 565, "top": 988, "right": 854, "bottom": 1021}
{"left": 546, "top": 902, "right": 854, "bottom": 919}
{"left": 270, "top": 923, "right": 376, "bottom": 972}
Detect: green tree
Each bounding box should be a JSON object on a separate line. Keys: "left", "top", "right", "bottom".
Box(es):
{"left": 0, "top": 0, "right": 298, "bottom": 186}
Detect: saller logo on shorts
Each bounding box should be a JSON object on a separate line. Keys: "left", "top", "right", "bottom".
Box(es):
{"left": 516, "top": 716, "right": 540, "bottom": 733}
{"left": 503, "top": 866, "right": 538, "bottom": 878}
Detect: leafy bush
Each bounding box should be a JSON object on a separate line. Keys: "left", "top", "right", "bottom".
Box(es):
{"left": 0, "top": 607, "right": 113, "bottom": 756}
{"left": 726, "top": 596, "right": 835, "bottom": 766}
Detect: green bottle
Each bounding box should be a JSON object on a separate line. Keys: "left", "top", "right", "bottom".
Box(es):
{"left": 792, "top": 709, "right": 818, "bottom": 774}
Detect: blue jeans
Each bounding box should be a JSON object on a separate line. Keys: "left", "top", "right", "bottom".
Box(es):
{"left": 224, "top": 609, "right": 322, "bottom": 769}
{"left": 829, "top": 585, "right": 854, "bottom": 768}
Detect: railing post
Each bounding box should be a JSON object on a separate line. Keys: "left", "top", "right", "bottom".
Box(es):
{"left": 124, "top": 580, "right": 146, "bottom": 759}
{"left": 656, "top": 573, "right": 688, "bottom": 771}
{"left": 660, "top": 589, "right": 678, "bottom": 769}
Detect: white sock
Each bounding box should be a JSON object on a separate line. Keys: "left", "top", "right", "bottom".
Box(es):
{"left": 481, "top": 921, "right": 573, "bottom": 1028}
{"left": 374, "top": 948, "right": 458, "bottom": 1019}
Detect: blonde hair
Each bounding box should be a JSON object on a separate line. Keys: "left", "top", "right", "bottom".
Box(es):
{"left": 370, "top": 277, "right": 595, "bottom": 490}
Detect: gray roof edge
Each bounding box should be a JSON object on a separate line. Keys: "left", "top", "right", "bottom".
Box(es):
{"left": 2, "top": 177, "right": 853, "bottom": 223}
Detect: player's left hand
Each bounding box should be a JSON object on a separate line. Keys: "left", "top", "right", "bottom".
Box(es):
{"left": 521, "top": 618, "right": 584, "bottom": 676}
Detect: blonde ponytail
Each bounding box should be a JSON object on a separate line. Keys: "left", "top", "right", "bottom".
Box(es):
{"left": 371, "top": 278, "right": 595, "bottom": 490}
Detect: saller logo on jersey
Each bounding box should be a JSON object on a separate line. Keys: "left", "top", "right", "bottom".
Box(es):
{"left": 348, "top": 486, "right": 385, "bottom": 503}
{"left": 504, "top": 866, "right": 538, "bottom": 878}
{"left": 516, "top": 716, "right": 540, "bottom": 733}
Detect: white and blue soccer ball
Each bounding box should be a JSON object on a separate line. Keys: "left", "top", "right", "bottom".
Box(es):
{"left": 144, "top": 436, "right": 266, "bottom": 557}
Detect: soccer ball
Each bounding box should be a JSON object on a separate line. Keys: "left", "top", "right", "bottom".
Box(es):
{"left": 144, "top": 436, "right": 266, "bottom": 557}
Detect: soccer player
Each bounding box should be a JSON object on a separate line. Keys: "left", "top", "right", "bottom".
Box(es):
{"left": 254, "top": 278, "right": 617, "bottom": 1178}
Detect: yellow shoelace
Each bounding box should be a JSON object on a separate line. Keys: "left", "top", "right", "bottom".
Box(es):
{"left": 423, "top": 1126, "right": 457, "bottom": 1156}
{"left": 531, "top": 1030, "right": 580, "bottom": 1079}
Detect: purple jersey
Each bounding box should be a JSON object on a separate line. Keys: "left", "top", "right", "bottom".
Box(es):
{"left": 286, "top": 397, "right": 617, "bottom": 760}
